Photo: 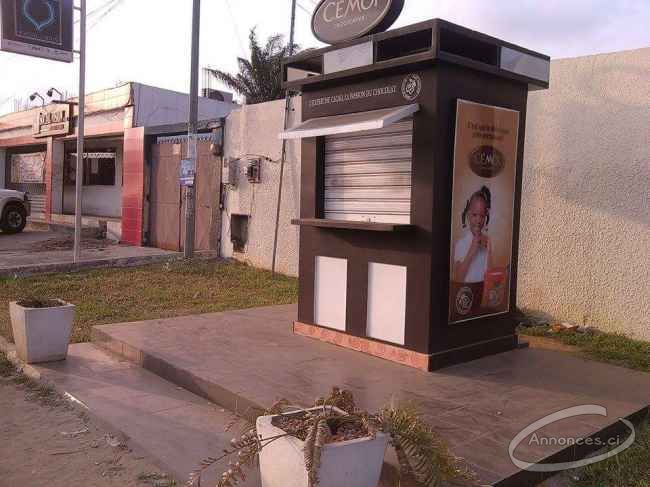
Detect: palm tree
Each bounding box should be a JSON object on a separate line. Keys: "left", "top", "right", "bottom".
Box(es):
{"left": 208, "top": 29, "right": 298, "bottom": 105}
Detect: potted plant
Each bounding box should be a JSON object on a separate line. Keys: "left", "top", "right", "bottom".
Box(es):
{"left": 9, "top": 299, "right": 76, "bottom": 364}
{"left": 189, "top": 388, "right": 472, "bottom": 487}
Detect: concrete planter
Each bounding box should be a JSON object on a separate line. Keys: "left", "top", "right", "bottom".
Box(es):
{"left": 256, "top": 406, "right": 388, "bottom": 487}
{"left": 9, "top": 300, "right": 76, "bottom": 364}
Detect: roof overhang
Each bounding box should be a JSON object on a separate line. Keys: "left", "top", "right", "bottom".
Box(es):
{"left": 279, "top": 104, "right": 419, "bottom": 140}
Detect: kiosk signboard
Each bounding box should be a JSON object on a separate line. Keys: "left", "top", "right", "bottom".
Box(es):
{"left": 449, "top": 100, "right": 520, "bottom": 324}
{"left": 312, "top": 0, "right": 404, "bottom": 45}
{"left": 0, "top": 0, "right": 74, "bottom": 62}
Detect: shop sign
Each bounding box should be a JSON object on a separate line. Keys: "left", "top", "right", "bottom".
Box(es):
{"left": 33, "top": 102, "right": 71, "bottom": 138}
{"left": 0, "top": 0, "right": 74, "bottom": 62}
{"left": 311, "top": 0, "right": 404, "bottom": 45}
{"left": 448, "top": 100, "right": 520, "bottom": 324}
{"left": 303, "top": 71, "right": 424, "bottom": 119}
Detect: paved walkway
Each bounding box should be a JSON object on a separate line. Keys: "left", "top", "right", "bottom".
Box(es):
{"left": 0, "top": 229, "right": 179, "bottom": 276}
{"left": 93, "top": 305, "right": 650, "bottom": 486}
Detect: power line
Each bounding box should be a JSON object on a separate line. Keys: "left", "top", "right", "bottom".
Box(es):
{"left": 296, "top": 2, "right": 312, "bottom": 15}
{"left": 224, "top": 0, "right": 247, "bottom": 57}
{"left": 88, "top": 0, "right": 125, "bottom": 31}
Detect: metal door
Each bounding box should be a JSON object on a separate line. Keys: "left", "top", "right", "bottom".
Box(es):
{"left": 323, "top": 119, "right": 413, "bottom": 224}
{"left": 149, "top": 135, "right": 222, "bottom": 252}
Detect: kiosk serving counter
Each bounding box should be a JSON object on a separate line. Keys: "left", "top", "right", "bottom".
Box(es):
{"left": 281, "top": 19, "right": 550, "bottom": 371}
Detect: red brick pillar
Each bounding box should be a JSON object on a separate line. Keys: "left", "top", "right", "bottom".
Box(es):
{"left": 44, "top": 137, "right": 54, "bottom": 222}
{"left": 121, "top": 127, "right": 146, "bottom": 246}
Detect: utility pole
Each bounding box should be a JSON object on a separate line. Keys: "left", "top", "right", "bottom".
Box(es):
{"left": 73, "top": 0, "right": 87, "bottom": 263}
{"left": 271, "top": 0, "right": 297, "bottom": 275}
{"left": 184, "top": 0, "right": 201, "bottom": 259}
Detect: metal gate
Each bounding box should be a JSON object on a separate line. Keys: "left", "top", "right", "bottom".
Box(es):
{"left": 149, "top": 135, "right": 221, "bottom": 252}
{"left": 324, "top": 119, "right": 413, "bottom": 224}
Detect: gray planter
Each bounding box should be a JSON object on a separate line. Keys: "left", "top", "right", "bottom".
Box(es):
{"left": 9, "top": 300, "right": 76, "bottom": 364}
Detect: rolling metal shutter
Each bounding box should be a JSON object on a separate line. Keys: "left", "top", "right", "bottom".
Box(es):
{"left": 324, "top": 119, "right": 413, "bottom": 224}
{"left": 28, "top": 194, "right": 46, "bottom": 215}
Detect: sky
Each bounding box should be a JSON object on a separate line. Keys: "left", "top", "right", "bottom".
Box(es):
{"left": 1, "top": 0, "right": 649, "bottom": 114}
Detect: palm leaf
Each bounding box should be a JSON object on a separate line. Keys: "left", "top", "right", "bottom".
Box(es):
{"left": 209, "top": 28, "right": 299, "bottom": 104}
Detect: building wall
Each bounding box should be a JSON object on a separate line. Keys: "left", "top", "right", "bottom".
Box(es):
{"left": 220, "top": 98, "right": 302, "bottom": 277}
{"left": 519, "top": 47, "right": 650, "bottom": 338}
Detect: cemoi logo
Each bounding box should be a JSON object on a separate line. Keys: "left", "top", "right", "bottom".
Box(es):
{"left": 509, "top": 405, "right": 636, "bottom": 473}
{"left": 312, "top": 0, "right": 405, "bottom": 45}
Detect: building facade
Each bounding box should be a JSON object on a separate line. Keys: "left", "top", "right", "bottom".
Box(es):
{"left": 0, "top": 82, "right": 234, "bottom": 246}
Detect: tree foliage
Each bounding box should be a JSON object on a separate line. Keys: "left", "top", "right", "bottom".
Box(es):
{"left": 208, "top": 29, "right": 297, "bottom": 105}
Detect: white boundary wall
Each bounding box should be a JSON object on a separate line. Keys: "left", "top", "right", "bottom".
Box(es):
{"left": 220, "top": 97, "right": 302, "bottom": 277}
{"left": 219, "top": 48, "right": 650, "bottom": 339}
{"left": 519, "top": 47, "right": 650, "bottom": 338}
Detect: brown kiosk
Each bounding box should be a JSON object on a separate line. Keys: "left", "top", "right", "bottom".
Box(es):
{"left": 281, "top": 16, "right": 550, "bottom": 371}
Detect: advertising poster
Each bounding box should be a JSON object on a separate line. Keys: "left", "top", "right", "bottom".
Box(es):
{"left": 10, "top": 152, "right": 45, "bottom": 184}
{"left": 449, "top": 100, "right": 520, "bottom": 324}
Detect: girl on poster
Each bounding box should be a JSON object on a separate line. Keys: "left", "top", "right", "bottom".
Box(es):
{"left": 452, "top": 186, "right": 493, "bottom": 304}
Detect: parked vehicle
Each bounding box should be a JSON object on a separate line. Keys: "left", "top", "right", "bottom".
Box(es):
{"left": 0, "top": 189, "right": 30, "bottom": 234}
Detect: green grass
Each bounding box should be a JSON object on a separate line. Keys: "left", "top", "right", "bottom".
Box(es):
{"left": 0, "top": 261, "right": 298, "bottom": 344}
{"left": 569, "top": 420, "right": 650, "bottom": 487}
{"left": 519, "top": 325, "right": 650, "bottom": 374}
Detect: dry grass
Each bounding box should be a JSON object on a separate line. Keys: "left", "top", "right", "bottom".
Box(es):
{"left": 0, "top": 260, "right": 298, "bottom": 344}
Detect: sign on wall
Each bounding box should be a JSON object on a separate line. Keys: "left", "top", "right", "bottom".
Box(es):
{"left": 311, "top": 0, "right": 404, "bottom": 45}
{"left": 33, "top": 102, "right": 71, "bottom": 137}
{"left": 0, "top": 0, "right": 74, "bottom": 62}
{"left": 10, "top": 152, "right": 46, "bottom": 184}
{"left": 449, "top": 100, "right": 520, "bottom": 324}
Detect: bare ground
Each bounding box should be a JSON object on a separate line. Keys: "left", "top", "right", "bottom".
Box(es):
{"left": 0, "top": 372, "right": 175, "bottom": 487}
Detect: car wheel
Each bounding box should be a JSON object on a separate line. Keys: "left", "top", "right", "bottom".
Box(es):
{"left": 1, "top": 204, "right": 27, "bottom": 234}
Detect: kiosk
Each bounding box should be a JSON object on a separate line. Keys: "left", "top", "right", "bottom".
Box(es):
{"left": 281, "top": 15, "right": 550, "bottom": 371}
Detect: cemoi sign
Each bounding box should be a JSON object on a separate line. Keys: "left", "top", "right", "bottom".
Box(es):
{"left": 0, "top": 0, "right": 74, "bottom": 62}
{"left": 312, "top": 0, "right": 405, "bottom": 45}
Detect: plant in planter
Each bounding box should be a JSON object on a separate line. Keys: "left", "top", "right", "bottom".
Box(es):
{"left": 188, "top": 388, "right": 473, "bottom": 487}
{"left": 9, "top": 298, "right": 76, "bottom": 364}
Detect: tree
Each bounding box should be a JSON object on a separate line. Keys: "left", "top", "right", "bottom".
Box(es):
{"left": 208, "top": 29, "right": 298, "bottom": 105}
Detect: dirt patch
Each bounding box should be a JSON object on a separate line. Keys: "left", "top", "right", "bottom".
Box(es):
{"left": 0, "top": 355, "right": 175, "bottom": 486}
{"left": 271, "top": 411, "right": 370, "bottom": 444}
{"left": 16, "top": 299, "right": 65, "bottom": 309}
{"left": 29, "top": 235, "right": 116, "bottom": 252}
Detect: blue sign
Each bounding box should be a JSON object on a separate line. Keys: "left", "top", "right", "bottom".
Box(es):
{"left": 1, "top": 0, "right": 74, "bottom": 62}
{"left": 179, "top": 158, "right": 195, "bottom": 187}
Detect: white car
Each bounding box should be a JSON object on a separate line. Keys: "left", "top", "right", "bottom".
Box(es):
{"left": 0, "top": 189, "right": 31, "bottom": 234}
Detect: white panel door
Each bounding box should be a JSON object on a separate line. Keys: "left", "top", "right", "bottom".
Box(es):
{"left": 367, "top": 263, "right": 407, "bottom": 345}
{"left": 314, "top": 256, "right": 348, "bottom": 332}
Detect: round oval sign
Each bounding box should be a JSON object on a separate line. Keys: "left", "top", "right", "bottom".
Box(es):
{"left": 312, "top": 0, "right": 405, "bottom": 45}
{"left": 469, "top": 145, "right": 506, "bottom": 178}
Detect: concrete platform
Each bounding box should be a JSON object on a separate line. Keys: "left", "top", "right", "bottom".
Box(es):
{"left": 92, "top": 305, "right": 650, "bottom": 486}
{"left": 26, "top": 343, "right": 261, "bottom": 487}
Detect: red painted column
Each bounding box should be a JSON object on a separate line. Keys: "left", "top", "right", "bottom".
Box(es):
{"left": 121, "top": 127, "right": 146, "bottom": 246}
{"left": 44, "top": 137, "right": 54, "bottom": 222}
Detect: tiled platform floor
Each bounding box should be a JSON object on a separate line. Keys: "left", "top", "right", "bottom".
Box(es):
{"left": 93, "top": 305, "right": 650, "bottom": 486}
